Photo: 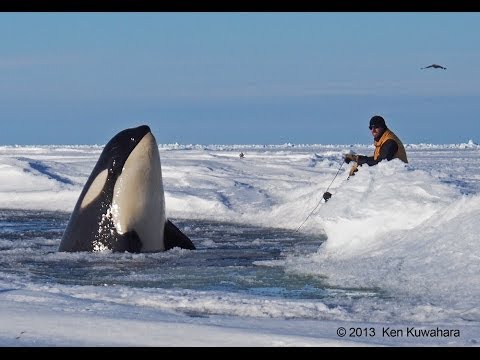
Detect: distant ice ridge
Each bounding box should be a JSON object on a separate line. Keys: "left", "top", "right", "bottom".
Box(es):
{"left": 163, "top": 141, "right": 480, "bottom": 151}
{"left": 1, "top": 141, "right": 479, "bottom": 151}
{"left": 407, "top": 140, "right": 479, "bottom": 150}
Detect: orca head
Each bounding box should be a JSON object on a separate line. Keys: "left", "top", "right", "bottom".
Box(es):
{"left": 109, "top": 125, "right": 167, "bottom": 252}
{"left": 99, "top": 125, "right": 152, "bottom": 179}
{"left": 59, "top": 124, "right": 194, "bottom": 253}
{"left": 59, "top": 124, "right": 168, "bottom": 252}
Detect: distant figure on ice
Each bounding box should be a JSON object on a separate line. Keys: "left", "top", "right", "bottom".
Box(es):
{"left": 421, "top": 64, "right": 447, "bottom": 70}
{"left": 239, "top": 152, "right": 244, "bottom": 158}
{"left": 343, "top": 115, "right": 408, "bottom": 177}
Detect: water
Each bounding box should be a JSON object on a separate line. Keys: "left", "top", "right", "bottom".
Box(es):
{"left": 0, "top": 209, "right": 380, "bottom": 307}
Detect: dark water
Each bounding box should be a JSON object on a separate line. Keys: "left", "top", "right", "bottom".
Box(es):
{"left": 0, "top": 209, "right": 381, "bottom": 302}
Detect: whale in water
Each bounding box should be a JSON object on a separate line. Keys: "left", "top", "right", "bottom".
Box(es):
{"left": 58, "top": 125, "right": 195, "bottom": 253}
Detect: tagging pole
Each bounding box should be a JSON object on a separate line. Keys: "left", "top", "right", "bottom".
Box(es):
{"left": 295, "top": 159, "right": 345, "bottom": 232}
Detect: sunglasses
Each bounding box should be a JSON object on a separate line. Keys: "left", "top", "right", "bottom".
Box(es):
{"left": 369, "top": 125, "right": 381, "bottom": 130}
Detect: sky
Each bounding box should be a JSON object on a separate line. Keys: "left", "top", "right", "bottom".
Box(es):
{"left": 0, "top": 140, "right": 479, "bottom": 346}
{"left": 1, "top": 12, "right": 480, "bottom": 145}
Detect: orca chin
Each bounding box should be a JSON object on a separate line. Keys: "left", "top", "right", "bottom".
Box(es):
{"left": 58, "top": 125, "right": 195, "bottom": 253}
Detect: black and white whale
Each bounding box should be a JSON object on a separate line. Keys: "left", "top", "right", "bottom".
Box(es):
{"left": 58, "top": 125, "right": 195, "bottom": 253}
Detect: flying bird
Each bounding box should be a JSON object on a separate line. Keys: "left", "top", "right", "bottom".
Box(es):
{"left": 421, "top": 64, "right": 447, "bottom": 70}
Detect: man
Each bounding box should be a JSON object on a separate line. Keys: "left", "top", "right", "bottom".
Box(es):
{"left": 323, "top": 115, "right": 407, "bottom": 202}
{"left": 345, "top": 115, "right": 408, "bottom": 176}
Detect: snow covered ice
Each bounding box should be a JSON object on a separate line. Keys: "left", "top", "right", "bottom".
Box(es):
{"left": 0, "top": 142, "right": 479, "bottom": 346}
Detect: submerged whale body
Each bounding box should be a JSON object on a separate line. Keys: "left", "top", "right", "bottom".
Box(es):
{"left": 58, "top": 125, "right": 195, "bottom": 253}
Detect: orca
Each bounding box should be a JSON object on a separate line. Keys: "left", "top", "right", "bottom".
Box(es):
{"left": 58, "top": 125, "right": 195, "bottom": 253}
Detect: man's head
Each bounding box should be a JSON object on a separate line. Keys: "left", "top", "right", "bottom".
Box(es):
{"left": 369, "top": 115, "right": 387, "bottom": 140}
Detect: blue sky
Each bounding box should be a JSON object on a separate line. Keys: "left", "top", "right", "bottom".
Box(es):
{"left": 1, "top": 12, "right": 479, "bottom": 145}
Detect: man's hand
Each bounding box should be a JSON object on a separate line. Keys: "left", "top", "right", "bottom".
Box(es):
{"left": 349, "top": 163, "right": 359, "bottom": 177}
{"left": 344, "top": 153, "right": 358, "bottom": 164}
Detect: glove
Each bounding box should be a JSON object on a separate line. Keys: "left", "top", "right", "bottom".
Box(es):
{"left": 348, "top": 163, "right": 359, "bottom": 177}
{"left": 344, "top": 153, "right": 358, "bottom": 164}
{"left": 323, "top": 191, "right": 332, "bottom": 202}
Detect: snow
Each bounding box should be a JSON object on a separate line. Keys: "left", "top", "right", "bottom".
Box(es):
{"left": 0, "top": 142, "right": 479, "bottom": 347}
